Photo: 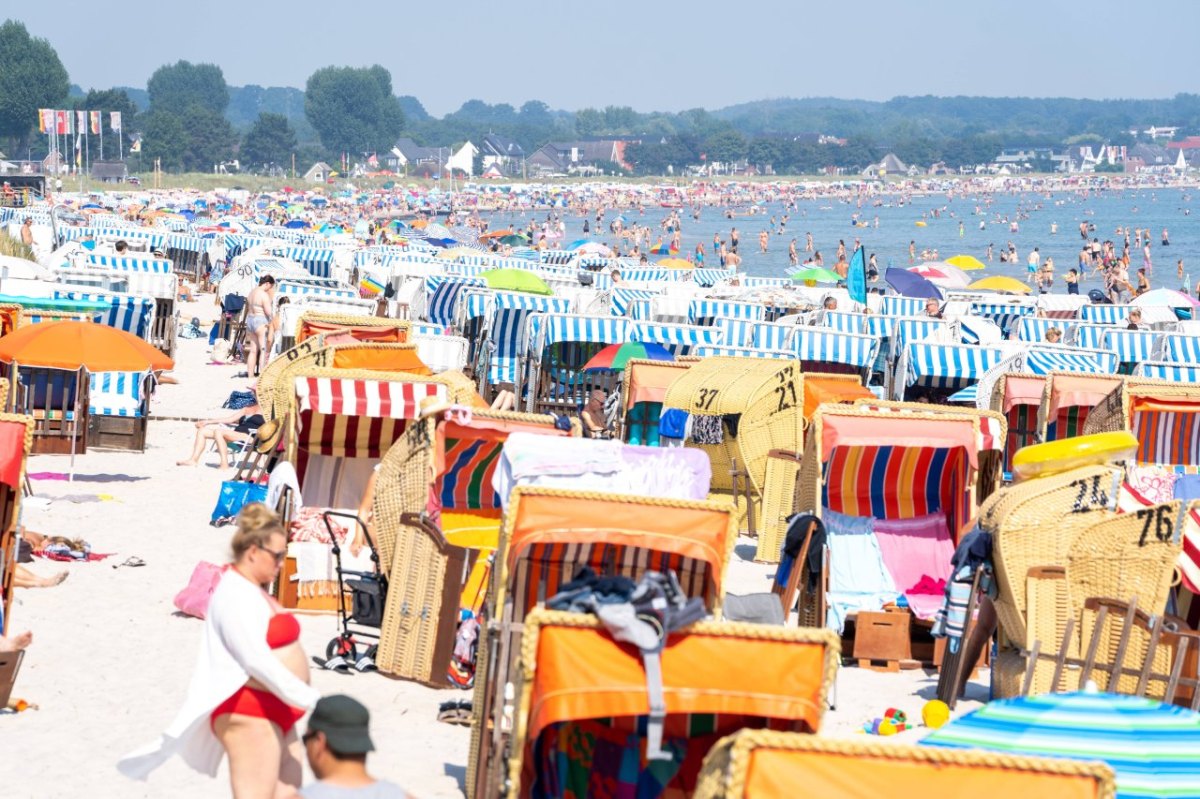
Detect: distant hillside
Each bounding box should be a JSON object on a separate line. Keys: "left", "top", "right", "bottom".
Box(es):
{"left": 711, "top": 94, "right": 1200, "bottom": 141}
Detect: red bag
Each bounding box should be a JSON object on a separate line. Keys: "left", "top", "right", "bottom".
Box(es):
{"left": 173, "top": 562, "right": 228, "bottom": 619}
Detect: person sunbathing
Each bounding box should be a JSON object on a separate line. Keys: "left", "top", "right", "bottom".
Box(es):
{"left": 178, "top": 404, "right": 264, "bottom": 468}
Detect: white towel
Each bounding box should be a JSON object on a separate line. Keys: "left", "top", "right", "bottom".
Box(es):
{"left": 266, "top": 461, "right": 302, "bottom": 517}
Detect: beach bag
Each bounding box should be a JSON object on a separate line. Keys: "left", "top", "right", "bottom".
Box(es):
{"left": 210, "top": 480, "right": 269, "bottom": 524}
{"left": 211, "top": 339, "right": 233, "bottom": 364}
{"left": 173, "top": 562, "right": 228, "bottom": 619}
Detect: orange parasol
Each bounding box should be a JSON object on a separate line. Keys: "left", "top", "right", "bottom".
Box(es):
{"left": 0, "top": 321, "right": 174, "bottom": 372}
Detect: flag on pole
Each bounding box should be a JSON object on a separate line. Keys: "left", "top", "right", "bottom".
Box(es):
{"left": 110, "top": 111, "right": 122, "bottom": 132}
{"left": 76, "top": 110, "right": 86, "bottom": 135}
{"left": 74, "top": 134, "right": 82, "bottom": 168}
{"left": 38, "top": 109, "right": 52, "bottom": 133}
{"left": 90, "top": 111, "right": 101, "bottom": 135}
{"left": 130, "top": 137, "right": 142, "bottom": 154}
{"left": 55, "top": 110, "right": 69, "bottom": 135}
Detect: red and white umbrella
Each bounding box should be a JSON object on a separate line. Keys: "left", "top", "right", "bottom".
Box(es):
{"left": 908, "top": 261, "right": 971, "bottom": 288}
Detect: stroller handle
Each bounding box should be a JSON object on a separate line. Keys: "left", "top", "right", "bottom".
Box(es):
{"left": 322, "top": 510, "right": 380, "bottom": 570}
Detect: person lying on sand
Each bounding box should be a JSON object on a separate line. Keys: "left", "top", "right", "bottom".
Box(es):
{"left": 178, "top": 404, "right": 264, "bottom": 469}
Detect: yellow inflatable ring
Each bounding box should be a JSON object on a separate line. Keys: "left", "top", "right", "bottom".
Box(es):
{"left": 915, "top": 221, "right": 927, "bottom": 227}
{"left": 1011, "top": 431, "right": 1139, "bottom": 481}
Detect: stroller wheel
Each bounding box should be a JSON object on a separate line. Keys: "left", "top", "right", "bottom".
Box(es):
{"left": 326, "top": 637, "right": 358, "bottom": 662}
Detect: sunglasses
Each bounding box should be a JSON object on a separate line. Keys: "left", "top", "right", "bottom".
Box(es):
{"left": 258, "top": 544, "right": 287, "bottom": 565}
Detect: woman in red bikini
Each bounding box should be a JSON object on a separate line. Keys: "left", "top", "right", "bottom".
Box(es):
{"left": 120, "top": 504, "right": 320, "bottom": 798}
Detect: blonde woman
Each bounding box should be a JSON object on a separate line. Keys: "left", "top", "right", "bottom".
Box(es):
{"left": 120, "top": 504, "right": 319, "bottom": 798}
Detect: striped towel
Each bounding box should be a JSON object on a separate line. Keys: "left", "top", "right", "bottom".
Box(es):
{"left": 1181, "top": 508, "right": 1200, "bottom": 595}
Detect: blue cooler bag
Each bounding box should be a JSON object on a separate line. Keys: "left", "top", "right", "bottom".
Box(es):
{"left": 210, "top": 480, "right": 269, "bottom": 525}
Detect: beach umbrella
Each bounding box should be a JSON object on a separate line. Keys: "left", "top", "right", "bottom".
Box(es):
{"left": 1131, "top": 288, "right": 1200, "bottom": 309}
{"left": 0, "top": 321, "right": 173, "bottom": 372}
{"left": 886, "top": 267, "right": 943, "bottom": 299}
{"left": 908, "top": 262, "right": 971, "bottom": 289}
{"left": 583, "top": 342, "right": 674, "bottom": 372}
{"left": 947, "top": 254, "right": 987, "bottom": 271}
{"left": 576, "top": 242, "right": 613, "bottom": 257}
{"left": 658, "top": 258, "right": 692, "bottom": 269}
{"left": 435, "top": 246, "right": 480, "bottom": 260}
{"left": 790, "top": 267, "right": 843, "bottom": 284}
{"left": 424, "top": 222, "right": 451, "bottom": 239}
{"left": 921, "top": 691, "right": 1200, "bottom": 798}
{"left": 969, "top": 276, "right": 1032, "bottom": 295}
{"left": 498, "top": 234, "right": 528, "bottom": 246}
{"left": 478, "top": 268, "right": 552, "bottom": 296}
{"left": 565, "top": 238, "right": 592, "bottom": 250}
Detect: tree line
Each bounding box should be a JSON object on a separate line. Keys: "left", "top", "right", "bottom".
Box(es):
{"left": 3, "top": 18, "right": 1199, "bottom": 177}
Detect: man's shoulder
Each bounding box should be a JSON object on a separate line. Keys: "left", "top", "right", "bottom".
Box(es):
{"left": 300, "top": 779, "right": 409, "bottom": 799}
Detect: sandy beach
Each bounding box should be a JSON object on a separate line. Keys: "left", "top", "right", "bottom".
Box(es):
{"left": 0, "top": 296, "right": 986, "bottom": 799}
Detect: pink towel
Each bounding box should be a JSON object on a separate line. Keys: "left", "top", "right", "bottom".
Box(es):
{"left": 873, "top": 512, "right": 954, "bottom": 621}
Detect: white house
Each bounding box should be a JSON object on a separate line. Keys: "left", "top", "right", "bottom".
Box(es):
{"left": 446, "top": 141, "right": 477, "bottom": 177}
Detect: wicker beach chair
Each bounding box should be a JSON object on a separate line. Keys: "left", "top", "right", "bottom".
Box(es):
{"left": 467, "top": 487, "right": 737, "bottom": 799}
{"left": 496, "top": 610, "right": 838, "bottom": 799}
{"left": 695, "top": 731, "right": 1116, "bottom": 799}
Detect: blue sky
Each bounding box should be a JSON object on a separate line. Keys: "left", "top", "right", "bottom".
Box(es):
{"left": 13, "top": 0, "right": 1200, "bottom": 116}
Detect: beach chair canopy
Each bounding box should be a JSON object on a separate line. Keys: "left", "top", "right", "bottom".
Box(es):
{"left": 290, "top": 371, "right": 449, "bottom": 506}
{"left": 800, "top": 405, "right": 1000, "bottom": 539}
{"left": 1039, "top": 372, "right": 1124, "bottom": 443}
{"left": 662, "top": 356, "right": 804, "bottom": 496}
{"left": 498, "top": 486, "right": 734, "bottom": 617}
{"left": 1080, "top": 379, "right": 1200, "bottom": 467}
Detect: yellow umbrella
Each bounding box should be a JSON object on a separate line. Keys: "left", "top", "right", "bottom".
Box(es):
{"left": 658, "top": 258, "right": 692, "bottom": 269}
{"left": 969, "top": 276, "right": 1031, "bottom": 294}
{"left": 947, "top": 254, "right": 987, "bottom": 271}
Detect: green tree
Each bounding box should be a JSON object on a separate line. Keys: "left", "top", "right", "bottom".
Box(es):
{"left": 139, "top": 111, "right": 187, "bottom": 171}
{"left": 0, "top": 20, "right": 70, "bottom": 154}
{"left": 703, "top": 130, "right": 747, "bottom": 165}
{"left": 79, "top": 88, "right": 138, "bottom": 153}
{"left": 305, "top": 65, "right": 404, "bottom": 156}
{"left": 747, "top": 138, "right": 782, "bottom": 171}
{"left": 179, "top": 105, "right": 235, "bottom": 171}
{"left": 147, "top": 61, "right": 229, "bottom": 115}
{"left": 240, "top": 112, "right": 297, "bottom": 171}
{"left": 574, "top": 108, "right": 603, "bottom": 137}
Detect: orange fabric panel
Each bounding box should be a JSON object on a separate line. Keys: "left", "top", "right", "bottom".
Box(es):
{"left": 745, "top": 750, "right": 1101, "bottom": 799}
{"left": 1004, "top": 375, "right": 1047, "bottom": 413}
{"left": 331, "top": 347, "right": 431, "bottom": 375}
{"left": 1132, "top": 396, "right": 1200, "bottom": 415}
{"left": 626, "top": 361, "right": 690, "bottom": 408}
{"left": 820, "top": 414, "right": 979, "bottom": 469}
{"left": 527, "top": 625, "right": 826, "bottom": 740}
{"left": 1047, "top": 374, "right": 1122, "bottom": 417}
{"left": 298, "top": 320, "right": 406, "bottom": 344}
{"left": 803, "top": 377, "right": 873, "bottom": 419}
{"left": 506, "top": 492, "right": 730, "bottom": 593}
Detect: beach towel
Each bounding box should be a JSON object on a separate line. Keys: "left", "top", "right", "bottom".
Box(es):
{"left": 823, "top": 509, "right": 898, "bottom": 633}
{"left": 872, "top": 512, "right": 953, "bottom": 621}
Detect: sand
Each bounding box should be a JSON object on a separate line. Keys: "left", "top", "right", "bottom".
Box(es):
{"left": 0, "top": 297, "right": 986, "bottom": 798}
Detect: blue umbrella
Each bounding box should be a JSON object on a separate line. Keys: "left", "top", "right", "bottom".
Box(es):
{"left": 566, "top": 239, "right": 592, "bottom": 250}
{"left": 922, "top": 690, "right": 1200, "bottom": 798}
{"left": 885, "top": 266, "right": 943, "bottom": 300}
{"left": 284, "top": 219, "right": 307, "bottom": 229}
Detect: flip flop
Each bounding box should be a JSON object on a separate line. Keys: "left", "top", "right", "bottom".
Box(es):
{"left": 112, "top": 556, "right": 146, "bottom": 569}
{"left": 353, "top": 655, "right": 377, "bottom": 673}
{"left": 311, "top": 655, "right": 352, "bottom": 674}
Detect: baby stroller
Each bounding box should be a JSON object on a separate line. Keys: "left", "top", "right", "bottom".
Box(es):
{"left": 321, "top": 510, "right": 388, "bottom": 672}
